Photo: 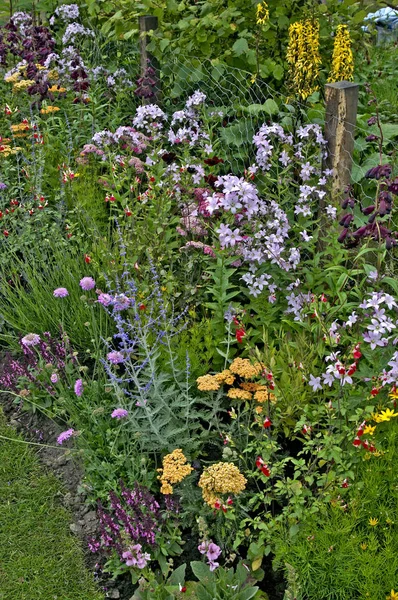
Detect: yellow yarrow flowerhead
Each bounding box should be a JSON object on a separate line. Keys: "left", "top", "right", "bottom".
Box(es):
{"left": 40, "top": 106, "right": 60, "bottom": 115}
{"left": 197, "top": 374, "right": 220, "bottom": 391}
{"left": 49, "top": 84, "right": 66, "bottom": 93}
{"left": 230, "top": 358, "right": 263, "bottom": 379}
{"left": 12, "top": 79, "right": 35, "bottom": 93}
{"left": 157, "top": 449, "right": 193, "bottom": 495}
{"left": 198, "top": 462, "right": 247, "bottom": 506}
{"left": 286, "top": 19, "right": 321, "bottom": 100}
{"left": 5, "top": 72, "right": 21, "bottom": 84}
{"left": 256, "top": 2, "right": 269, "bottom": 26}
{"left": 215, "top": 370, "right": 235, "bottom": 386}
{"left": 328, "top": 24, "right": 354, "bottom": 83}
{"left": 227, "top": 388, "right": 253, "bottom": 401}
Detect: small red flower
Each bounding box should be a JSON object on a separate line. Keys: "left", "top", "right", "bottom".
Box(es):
{"left": 261, "top": 465, "right": 270, "bottom": 477}
{"left": 227, "top": 497, "right": 233, "bottom": 506}
{"left": 84, "top": 254, "right": 91, "bottom": 264}
{"left": 125, "top": 209, "right": 132, "bottom": 216}
{"left": 361, "top": 439, "right": 370, "bottom": 451}
{"left": 342, "top": 479, "right": 349, "bottom": 488}
{"left": 235, "top": 328, "right": 245, "bottom": 343}
{"left": 3, "top": 230, "right": 8, "bottom": 236}
{"left": 263, "top": 417, "right": 272, "bottom": 429}
{"left": 149, "top": 176, "right": 156, "bottom": 183}
{"left": 180, "top": 587, "right": 187, "bottom": 593}
{"left": 320, "top": 294, "right": 327, "bottom": 302}
{"left": 139, "top": 303, "right": 146, "bottom": 311}
{"left": 302, "top": 424, "right": 311, "bottom": 435}
{"left": 255, "top": 456, "right": 264, "bottom": 469}
{"left": 0, "top": 211, "right": 3, "bottom": 218}
{"left": 221, "top": 505, "right": 228, "bottom": 513}
{"left": 214, "top": 500, "right": 221, "bottom": 510}
{"left": 353, "top": 437, "right": 361, "bottom": 447}
{"left": 371, "top": 387, "right": 380, "bottom": 396}
{"left": 353, "top": 344, "right": 362, "bottom": 360}
{"left": 347, "top": 363, "right": 357, "bottom": 376}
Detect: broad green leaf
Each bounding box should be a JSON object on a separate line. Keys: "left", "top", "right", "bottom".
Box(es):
{"left": 232, "top": 37, "right": 249, "bottom": 56}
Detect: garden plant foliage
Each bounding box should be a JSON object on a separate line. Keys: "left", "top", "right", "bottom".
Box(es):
{"left": 0, "top": 2, "right": 397, "bottom": 600}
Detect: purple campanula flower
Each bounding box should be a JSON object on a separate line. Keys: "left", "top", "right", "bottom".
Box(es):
{"left": 80, "top": 277, "right": 96, "bottom": 291}
{"left": 53, "top": 287, "right": 69, "bottom": 298}
{"left": 57, "top": 428, "right": 74, "bottom": 445}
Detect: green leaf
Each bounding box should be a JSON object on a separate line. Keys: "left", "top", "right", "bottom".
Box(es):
{"left": 239, "top": 586, "right": 260, "bottom": 600}
{"left": 273, "top": 64, "right": 284, "bottom": 80}
{"left": 232, "top": 37, "right": 249, "bottom": 56}
{"left": 190, "top": 561, "right": 212, "bottom": 582}
{"left": 168, "top": 564, "right": 186, "bottom": 585}
{"left": 159, "top": 38, "right": 170, "bottom": 51}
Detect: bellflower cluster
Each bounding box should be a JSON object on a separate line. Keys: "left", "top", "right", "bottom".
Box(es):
{"left": 62, "top": 23, "right": 94, "bottom": 46}
{"left": 308, "top": 290, "right": 398, "bottom": 393}
{"left": 49, "top": 4, "right": 80, "bottom": 26}
{"left": 132, "top": 104, "right": 167, "bottom": 135}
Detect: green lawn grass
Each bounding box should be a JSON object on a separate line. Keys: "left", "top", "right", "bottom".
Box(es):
{"left": 0, "top": 410, "right": 104, "bottom": 600}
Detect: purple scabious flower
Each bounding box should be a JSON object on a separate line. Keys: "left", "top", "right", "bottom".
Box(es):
{"left": 53, "top": 287, "right": 69, "bottom": 298}
{"left": 97, "top": 292, "right": 113, "bottom": 306}
{"left": 21, "top": 333, "right": 41, "bottom": 347}
{"left": 107, "top": 351, "right": 124, "bottom": 364}
{"left": 111, "top": 408, "right": 128, "bottom": 419}
{"left": 0, "top": 182, "right": 7, "bottom": 189}
{"left": 50, "top": 373, "right": 58, "bottom": 383}
{"left": 74, "top": 378, "right": 83, "bottom": 396}
{"left": 57, "top": 428, "right": 74, "bottom": 445}
{"left": 80, "top": 277, "right": 96, "bottom": 291}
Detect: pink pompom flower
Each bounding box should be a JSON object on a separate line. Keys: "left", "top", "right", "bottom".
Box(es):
{"left": 79, "top": 277, "right": 96, "bottom": 291}
{"left": 57, "top": 428, "right": 74, "bottom": 445}
{"left": 53, "top": 287, "right": 69, "bottom": 298}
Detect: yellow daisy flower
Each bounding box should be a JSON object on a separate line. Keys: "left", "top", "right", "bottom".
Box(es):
{"left": 369, "top": 517, "right": 378, "bottom": 527}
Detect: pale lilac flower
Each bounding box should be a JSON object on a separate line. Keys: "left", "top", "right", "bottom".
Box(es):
{"left": 367, "top": 269, "right": 378, "bottom": 281}
{"left": 111, "top": 408, "right": 128, "bottom": 419}
{"left": 21, "top": 333, "right": 41, "bottom": 347}
{"left": 50, "top": 373, "right": 58, "bottom": 384}
{"left": 80, "top": 277, "right": 96, "bottom": 291}
{"left": 107, "top": 351, "right": 124, "bottom": 364}
{"left": 309, "top": 375, "right": 322, "bottom": 391}
{"left": 53, "top": 287, "right": 69, "bottom": 298}
{"left": 57, "top": 428, "right": 74, "bottom": 445}
{"left": 122, "top": 544, "right": 150, "bottom": 568}
{"left": 300, "top": 230, "right": 313, "bottom": 242}
{"left": 207, "top": 543, "right": 221, "bottom": 561}
{"left": 198, "top": 542, "right": 207, "bottom": 555}
{"left": 326, "top": 205, "right": 337, "bottom": 219}
{"left": 74, "top": 378, "right": 83, "bottom": 396}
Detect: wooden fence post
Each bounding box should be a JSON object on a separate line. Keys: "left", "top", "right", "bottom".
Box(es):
{"left": 324, "top": 81, "right": 359, "bottom": 199}
{"left": 138, "top": 15, "right": 160, "bottom": 105}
